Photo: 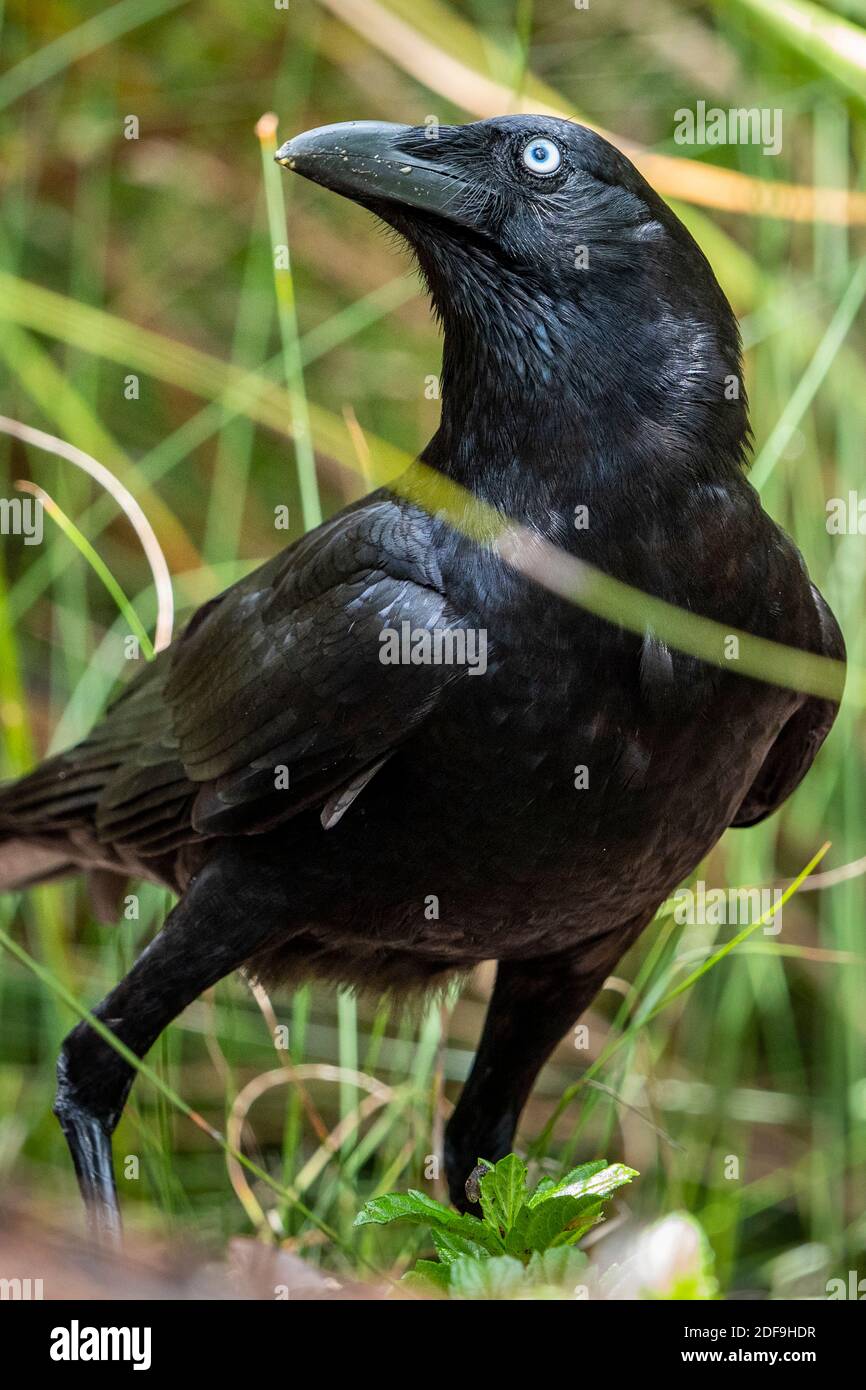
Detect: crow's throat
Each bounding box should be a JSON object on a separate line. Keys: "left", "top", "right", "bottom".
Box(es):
{"left": 416, "top": 236, "right": 750, "bottom": 514}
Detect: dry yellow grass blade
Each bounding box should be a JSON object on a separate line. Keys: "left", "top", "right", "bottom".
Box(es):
{"left": 0, "top": 415, "right": 174, "bottom": 652}
{"left": 226, "top": 1065, "right": 394, "bottom": 1230}
{"left": 319, "top": 0, "right": 866, "bottom": 226}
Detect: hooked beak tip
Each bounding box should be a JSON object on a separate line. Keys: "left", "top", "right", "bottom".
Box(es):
{"left": 272, "top": 121, "right": 475, "bottom": 231}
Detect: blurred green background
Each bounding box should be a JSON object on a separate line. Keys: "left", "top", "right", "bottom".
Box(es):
{"left": 0, "top": 0, "right": 864, "bottom": 1296}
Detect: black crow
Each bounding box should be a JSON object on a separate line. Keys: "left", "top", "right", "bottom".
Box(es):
{"left": 0, "top": 117, "right": 844, "bottom": 1237}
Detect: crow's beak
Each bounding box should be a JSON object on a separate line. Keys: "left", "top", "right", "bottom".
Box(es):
{"left": 275, "top": 120, "right": 472, "bottom": 226}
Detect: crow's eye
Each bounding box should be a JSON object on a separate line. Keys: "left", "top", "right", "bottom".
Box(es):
{"left": 521, "top": 137, "right": 561, "bottom": 176}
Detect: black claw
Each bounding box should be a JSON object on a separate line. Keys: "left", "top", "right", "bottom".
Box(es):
{"left": 463, "top": 1159, "right": 492, "bottom": 1208}
{"left": 55, "top": 1103, "right": 122, "bottom": 1247}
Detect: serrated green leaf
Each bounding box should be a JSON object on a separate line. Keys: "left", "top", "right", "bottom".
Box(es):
{"left": 401, "top": 1260, "right": 451, "bottom": 1294}
{"left": 530, "top": 1176, "right": 558, "bottom": 1200}
{"left": 354, "top": 1189, "right": 505, "bottom": 1252}
{"left": 492, "top": 1153, "right": 529, "bottom": 1231}
{"left": 431, "top": 1228, "right": 491, "bottom": 1264}
{"left": 354, "top": 1189, "right": 456, "bottom": 1228}
{"left": 553, "top": 1206, "right": 607, "bottom": 1247}
{"left": 552, "top": 1159, "right": 611, "bottom": 1192}
{"left": 558, "top": 1162, "right": 638, "bottom": 1199}
{"left": 531, "top": 1162, "right": 637, "bottom": 1207}
{"left": 527, "top": 1159, "right": 609, "bottom": 1208}
{"left": 502, "top": 1203, "right": 534, "bottom": 1259}
{"left": 475, "top": 1163, "right": 502, "bottom": 1234}
{"left": 524, "top": 1194, "right": 600, "bottom": 1251}
{"left": 449, "top": 1254, "right": 527, "bottom": 1300}
{"left": 526, "top": 1246, "right": 589, "bottom": 1286}
{"left": 523, "top": 1164, "right": 637, "bottom": 1250}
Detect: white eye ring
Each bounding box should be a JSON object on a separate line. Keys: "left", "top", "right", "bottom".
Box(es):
{"left": 522, "top": 137, "right": 561, "bottom": 175}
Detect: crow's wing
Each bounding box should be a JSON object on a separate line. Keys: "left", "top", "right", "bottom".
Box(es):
{"left": 162, "top": 494, "right": 463, "bottom": 838}
{"left": 731, "top": 584, "right": 845, "bottom": 828}
{"left": 6, "top": 494, "right": 467, "bottom": 855}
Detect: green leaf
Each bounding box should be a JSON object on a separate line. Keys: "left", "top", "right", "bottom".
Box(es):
{"left": 559, "top": 1162, "right": 638, "bottom": 1199}
{"left": 354, "top": 1190, "right": 451, "bottom": 1227}
{"left": 524, "top": 1165, "right": 638, "bottom": 1250}
{"left": 354, "top": 1190, "right": 505, "bottom": 1252}
{"left": 448, "top": 1254, "right": 527, "bottom": 1300}
{"left": 526, "top": 1246, "right": 588, "bottom": 1287}
{"left": 401, "top": 1260, "right": 451, "bottom": 1295}
{"left": 492, "top": 1153, "right": 529, "bottom": 1230}
{"left": 431, "top": 1229, "right": 491, "bottom": 1265}
{"left": 530, "top": 1176, "right": 558, "bottom": 1200}
{"left": 476, "top": 1165, "right": 501, "bottom": 1233}
{"left": 524, "top": 1195, "right": 600, "bottom": 1251}
{"left": 721, "top": 0, "right": 866, "bottom": 109}
{"left": 477, "top": 1153, "right": 529, "bottom": 1235}
{"left": 527, "top": 1159, "right": 609, "bottom": 1207}
{"left": 502, "top": 1203, "right": 534, "bottom": 1258}
{"left": 533, "top": 1162, "right": 638, "bottom": 1206}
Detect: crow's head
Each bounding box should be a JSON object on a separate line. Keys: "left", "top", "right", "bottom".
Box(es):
{"left": 278, "top": 117, "right": 749, "bottom": 490}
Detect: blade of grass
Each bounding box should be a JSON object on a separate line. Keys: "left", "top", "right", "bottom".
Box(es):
{"left": 533, "top": 840, "right": 832, "bottom": 1152}
{"left": 0, "top": 319, "right": 200, "bottom": 569}
{"left": 1, "top": 415, "right": 174, "bottom": 651}
{"left": 256, "top": 113, "right": 322, "bottom": 532}
{"left": 0, "top": 0, "right": 190, "bottom": 111}
{"left": 750, "top": 258, "right": 866, "bottom": 490}
{"left": 721, "top": 0, "right": 866, "bottom": 106}
{"left": 16, "top": 482, "right": 154, "bottom": 660}
{"left": 2, "top": 275, "right": 415, "bottom": 625}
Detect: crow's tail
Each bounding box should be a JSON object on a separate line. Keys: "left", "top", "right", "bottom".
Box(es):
{"left": 0, "top": 826, "right": 76, "bottom": 892}
{"left": 0, "top": 764, "right": 84, "bottom": 892}
{"left": 0, "top": 764, "right": 136, "bottom": 920}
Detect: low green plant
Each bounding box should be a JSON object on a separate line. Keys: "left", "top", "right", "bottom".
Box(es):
{"left": 355, "top": 1154, "right": 637, "bottom": 1298}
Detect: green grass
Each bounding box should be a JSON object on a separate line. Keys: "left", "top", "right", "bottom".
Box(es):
{"left": 0, "top": 0, "right": 864, "bottom": 1296}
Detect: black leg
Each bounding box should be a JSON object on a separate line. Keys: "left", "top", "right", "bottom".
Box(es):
{"left": 53, "top": 854, "right": 282, "bottom": 1243}
{"left": 445, "top": 926, "right": 642, "bottom": 1212}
